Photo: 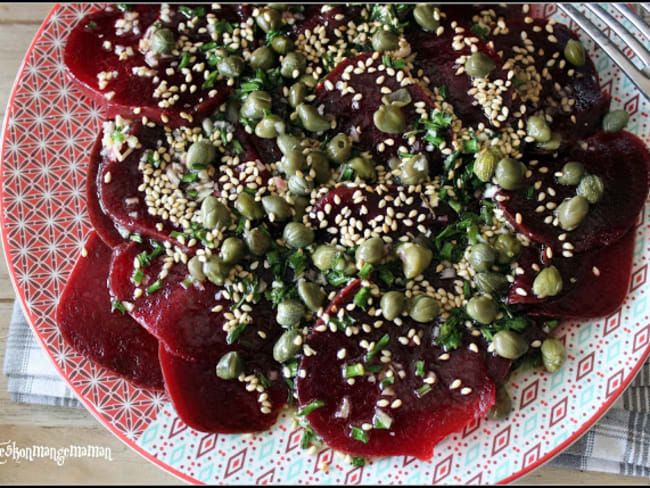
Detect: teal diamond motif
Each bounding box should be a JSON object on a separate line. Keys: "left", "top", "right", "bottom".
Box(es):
{"left": 596, "top": 56, "right": 610, "bottom": 72}
{"left": 259, "top": 439, "right": 274, "bottom": 460}
{"left": 198, "top": 463, "right": 214, "bottom": 482}
{"left": 285, "top": 458, "right": 303, "bottom": 481}
{"left": 634, "top": 236, "right": 645, "bottom": 257}
{"left": 137, "top": 422, "right": 159, "bottom": 447}
{"left": 407, "top": 470, "right": 422, "bottom": 484}
{"left": 168, "top": 444, "right": 186, "bottom": 467}
{"left": 523, "top": 414, "right": 538, "bottom": 436}
{"left": 580, "top": 384, "right": 595, "bottom": 406}
{"left": 373, "top": 456, "right": 392, "bottom": 476}
{"left": 550, "top": 367, "right": 565, "bottom": 391}
{"left": 607, "top": 340, "right": 621, "bottom": 362}
{"left": 633, "top": 295, "right": 647, "bottom": 318}
{"left": 555, "top": 429, "right": 570, "bottom": 445}
{"left": 465, "top": 443, "right": 480, "bottom": 465}
{"left": 495, "top": 460, "right": 511, "bottom": 480}
{"left": 577, "top": 323, "right": 592, "bottom": 346}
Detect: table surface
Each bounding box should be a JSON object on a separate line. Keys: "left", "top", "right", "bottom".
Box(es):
{"left": 0, "top": 3, "right": 647, "bottom": 485}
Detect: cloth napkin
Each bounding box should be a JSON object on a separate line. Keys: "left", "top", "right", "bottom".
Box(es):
{"left": 3, "top": 300, "right": 649, "bottom": 477}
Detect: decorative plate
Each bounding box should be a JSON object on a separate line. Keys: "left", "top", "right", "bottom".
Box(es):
{"left": 1, "top": 3, "right": 648, "bottom": 485}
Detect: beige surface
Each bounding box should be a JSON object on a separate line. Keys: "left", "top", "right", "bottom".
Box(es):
{"left": 0, "top": 3, "right": 646, "bottom": 485}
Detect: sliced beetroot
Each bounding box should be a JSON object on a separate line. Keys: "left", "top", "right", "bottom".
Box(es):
{"left": 296, "top": 279, "right": 495, "bottom": 460}
{"left": 159, "top": 344, "right": 287, "bottom": 433}
{"left": 497, "top": 131, "right": 650, "bottom": 253}
{"left": 56, "top": 232, "right": 163, "bottom": 389}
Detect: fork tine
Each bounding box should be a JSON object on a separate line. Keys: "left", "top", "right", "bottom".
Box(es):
{"left": 558, "top": 4, "right": 650, "bottom": 100}
{"left": 612, "top": 4, "right": 650, "bottom": 42}
{"left": 640, "top": 4, "right": 650, "bottom": 18}
{"left": 585, "top": 4, "right": 650, "bottom": 68}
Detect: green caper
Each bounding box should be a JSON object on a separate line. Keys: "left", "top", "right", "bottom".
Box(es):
{"left": 413, "top": 4, "right": 440, "bottom": 32}
{"left": 280, "top": 51, "right": 307, "bottom": 78}
{"left": 602, "top": 109, "right": 629, "bottom": 133}
{"left": 398, "top": 243, "right": 433, "bottom": 279}
{"left": 220, "top": 237, "right": 246, "bottom": 265}
{"left": 151, "top": 28, "right": 175, "bottom": 54}
{"left": 326, "top": 133, "right": 352, "bottom": 163}
{"left": 355, "top": 236, "right": 386, "bottom": 266}
{"left": 279, "top": 149, "right": 307, "bottom": 176}
{"left": 312, "top": 245, "right": 339, "bottom": 270}
{"left": 373, "top": 104, "right": 406, "bottom": 133}
{"left": 240, "top": 90, "right": 272, "bottom": 120}
{"left": 487, "top": 385, "right": 512, "bottom": 420}
{"left": 306, "top": 150, "right": 331, "bottom": 184}
{"left": 276, "top": 299, "right": 305, "bottom": 327}
{"left": 235, "top": 193, "right": 264, "bottom": 220}
{"left": 187, "top": 255, "right": 205, "bottom": 281}
{"left": 563, "top": 39, "right": 585, "bottom": 67}
{"left": 408, "top": 295, "right": 441, "bottom": 323}
{"left": 398, "top": 154, "right": 429, "bottom": 185}
{"left": 255, "top": 115, "right": 286, "bottom": 139}
{"left": 473, "top": 149, "right": 497, "bottom": 182}
{"left": 217, "top": 56, "right": 245, "bottom": 78}
{"left": 557, "top": 195, "right": 589, "bottom": 231}
{"left": 283, "top": 222, "right": 315, "bottom": 248}
{"left": 541, "top": 337, "right": 566, "bottom": 373}
{"left": 277, "top": 134, "right": 302, "bottom": 155}
{"left": 466, "top": 295, "right": 498, "bottom": 324}
{"left": 245, "top": 226, "right": 271, "bottom": 255}
{"left": 273, "top": 329, "right": 302, "bottom": 362}
{"left": 249, "top": 46, "right": 277, "bottom": 71}
{"left": 296, "top": 103, "right": 331, "bottom": 132}
{"left": 493, "top": 330, "right": 528, "bottom": 359}
{"left": 299, "top": 72, "right": 318, "bottom": 89}
{"left": 201, "top": 196, "right": 231, "bottom": 229}
{"left": 494, "top": 157, "right": 525, "bottom": 190}
{"left": 255, "top": 7, "right": 281, "bottom": 33}
{"left": 186, "top": 140, "right": 216, "bottom": 169}
{"left": 380, "top": 291, "right": 407, "bottom": 321}
{"left": 576, "top": 174, "right": 604, "bottom": 204}
{"left": 381, "top": 88, "right": 412, "bottom": 108}
{"left": 526, "top": 115, "right": 552, "bottom": 143}
{"left": 557, "top": 161, "right": 584, "bottom": 186}
{"left": 262, "top": 195, "right": 292, "bottom": 221}
{"left": 297, "top": 280, "right": 326, "bottom": 312}
{"left": 288, "top": 82, "right": 308, "bottom": 108}
{"left": 333, "top": 252, "right": 357, "bottom": 276}
{"left": 474, "top": 272, "right": 509, "bottom": 294}
{"left": 288, "top": 174, "right": 314, "bottom": 196}
{"left": 532, "top": 265, "right": 563, "bottom": 299}
{"left": 468, "top": 243, "right": 496, "bottom": 272}
{"left": 292, "top": 195, "right": 310, "bottom": 222}
{"left": 371, "top": 28, "right": 399, "bottom": 52}
{"left": 202, "top": 255, "right": 231, "bottom": 286}
{"left": 493, "top": 234, "right": 521, "bottom": 264}
{"left": 346, "top": 157, "right": 376, "bottom": 182}
{"left": 226, "top": 98, "right": 241, "bottom": 124}
{"left": 216, "top": 351, "right": 243, "bottom": 380}
{"left": 465, "top": 51, "right": 495, "bottom": 78}
{"left": 536, "top": 131, "right": 561, "bottom": 151}
{"left": 270, "top": 35, "right": 294, "bottom": 55}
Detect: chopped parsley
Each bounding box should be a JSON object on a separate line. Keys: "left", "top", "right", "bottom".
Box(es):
{"left": 298, "top": 399, "right": 325, "bottom": 416}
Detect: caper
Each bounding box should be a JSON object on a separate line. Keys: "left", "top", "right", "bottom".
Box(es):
{"left": 473, "top": 149, "right": 497, "bottom": 182}
{"left": 532, "top": 265, "right": 563, "bottom": 299}
{"left": 371, "top": 28, "right": 399, "bottom": 52}
{"left": 541, "top": 337, "right": 566, "bottom": 373}
{"left": 346, "top": 156, "right": 376, "bottom": 182}
{"left": 474, "top": 272, "right": 509, "bottom": 294}
{"left": 493, "top": 233, "right": 521, "bottom": 264}
{"left": 292, "top": 195, "right": 310, "bottom": 222}
{"left": 413, "top": 4, "right": 440, "bottom": 32}
{"left": 355, "top": 236, "right": 386, "bottom": 266}
{"left": 216, "top": 351, "right": 244, "bottom": 380}
{"left": 297, "top": 280, "right": 326, "bottom": 312}
{"left": 283, "top": 222, "right": 315, "bottom": 248}
{"left": 217, "top": 55, "right": 245, "bottom": 78}
{"left": 557, "top": 195, "right": 589, "bottom": 231}
{"left": 296, "top": 103, "right": 330, "bottom": 132}
{"left": 312, "top": 245, "right": 339, "bottom": 270}
{"left": 306, "top": 150, "right": 331, "bottom": 184}
{"left": 466, "top": 295, "right": 498, "bottom": 324}
{"left": 235, "top": 193, "right": 264, "bottom": 220}
{"left": 220, "top": 237, "right": 246, "bottom": 264}
{"left": 398, "top": 154, "right": 429, "bottom": 185}
{"left": 576, "top": 174, "right": 604, "bottom": 204}
{"left": 398, "top": 243, "right": 433, "bottom": 279}
{"left": 494, "top": 157, "right": 525, "bottom": 190}
{"left": 408, "top": 295, "right": 441, "bottom": 323}
{"left": 245, "top": 226, "right": 271, "bottom": 255}
{"left": 201, "top": 118, "right": 213, "bottom": 135}
{"left": 299, "top": 72, "right": 318, "bottom": 89}
{"left": 288, "top": 82, "right": 308, "bottom": 108}
{"left": 255, "top": 115, "right": 286, "bottom": 139}
{"left": 380, "top": 291, "right": 407, "bottom": 321}
{"left": 493, "top": 330, "right": 528, "bottom": 359}
{"left": 373, "top": 104, "right": 406, "bottom": 133}
{"left": 273, "top": 329, "right": 302, "bottom": 362}
{"left": 468, "top": 243, "right": 496, "bottom": 272}
{"left": 201, "top": 196, "right": 231, "bottom": 229}
{"left": 255, "top": 7, "right": 281, "bottom": 33}
{"left": 326, "top": 133, "right": 352, "bottom": 163}
{"left": 487, "top": 385, "right": 512, "bottom": 420}
{"left": 288, "top": 174, "right": 314, "bottom": 196}
{"left": 186, "top": 140, "right": 216, "bottom": 169}
{"left": 226, "top": 98, "right": 241, "bottom": 124}
{"left": 465, "top": 51, "right": 495, "bottom": 78}
{"left": 202, "top": 255, "right": 231, "bottom": 286}
{"left": 381, "top": 88, "right": 412, "bottom": 108}
{"left": 602, "top": 109, "right": 629, "bottom": 133}
{"left": 270, "top": 35, "right": 294, "bottom": 55}
{"left": 526, "top": 115, "right": 552, "bottom": 143}
{"left": 187, "top": 255, "right": 205, "bottom": 281}
{"left": 151, "top": 28, "right": 175, "bottom": 54}
{"left": 276, "top": 299, "right": 305, "bottom": 327}
{"left": 249, "top": 46, "right": 277, "bottom": 71}
{"left": 262, "top": 195, "right": 292, "bottom": 221}
{"left": 333, "top": 253, "right": 357, "bottom": 276}
{"left": 280, "top": 51, "right": 307, "bottom": 78}
{"left": 536, "top": 131, "right": 561, "bottom": 151}
{"left": 278, "top": 149, "right": 307, "bottom": 176}
{"left": 563, "top": 38, "right": 585, "bottom": 67}
{"left": 276, "top": 134, "right": 302, "bottom": 155}
{"left": 240, "top": 90, "right": 272, "bottom": 120}
{"left": 557, "top": 161, "right": 584, "bottom": 186}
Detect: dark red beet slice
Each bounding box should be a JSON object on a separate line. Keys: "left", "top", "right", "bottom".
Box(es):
{"left": 296, "top": 279, "right": 495, "bottom": 460}
{"left": 497, "top": 131, "right": 650, "bottom": 253}
{"left": 56, "top": 232, "right": 163, "bottom": 389}
{"left": 159, "top": 344, "right": 287, "bottom": 433}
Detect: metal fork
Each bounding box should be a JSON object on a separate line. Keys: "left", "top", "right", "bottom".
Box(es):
{"left": 558, "top": 3, "right": 650, "bottom": 100}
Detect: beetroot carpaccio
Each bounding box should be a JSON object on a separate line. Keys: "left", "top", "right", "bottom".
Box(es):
{"left": 57, "top": 3, "right": 649, "bottom": 465}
